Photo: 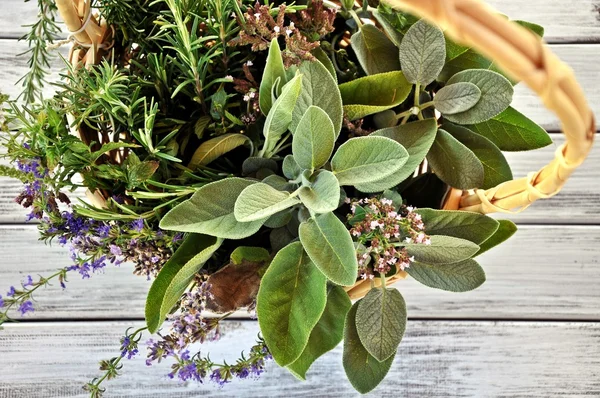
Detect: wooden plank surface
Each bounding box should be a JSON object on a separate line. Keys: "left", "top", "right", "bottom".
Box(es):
{"left": 1, "top": 320, "right": 599, "bottom": 397}
{"left": 2, "top": 224, "right": 599, "bottom": 321}
{"left": 3, "top": 0, "right": 600, "bottom": 43}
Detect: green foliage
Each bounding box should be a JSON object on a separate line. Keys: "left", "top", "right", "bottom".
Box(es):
{"left": 235, "top": 182, "right": 301, "bottom": 222}
{"left": 416, "top": 209, "right": 500, "bottom": 245}
{"left": 262, "top": 75, "right": 303, "bottom": 155}
{"left": 399, "top": 19, "right": 446, "bottom": 85}
{"left": 230, "top": 246, "right": 271, "bottom": 265}
{"left": 405, "top": 235, "right": 480, "bottom": 264}
{"left": 434, "top": 82, "right": 481, "bottom": 115}
{"left": 188, "top": 133, "right": 251, "bottom": 169}
{"left": 406, "top": 259, "right": 486, "bottom": 292}
{"left": 260, "top": 39, "right": 288, "bottom": 115}
{"left": 351, "top": 24, "right": 401, "bottom": 75}
{"left": 477, "top": 219, "right": 518, "bottom": 256}
{"left": 298, "top": 170, "right": 340, "bottom": 214}
{"left": 292, "top": 106, "right": 335, "bottom": 170}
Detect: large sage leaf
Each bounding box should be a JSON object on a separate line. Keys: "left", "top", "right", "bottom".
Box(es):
{"left": 399, "top": 19, "right": 446, "bottom": 85}
{"left": 351, "top": 24, "right": 401, "bottom": 75}
{"left": 145, "top": 234, "right": 223, "bottom": 333}
{"left": 476, "top": 219, "right": 517, "bottom": 256}
{"left": 188, "top": 133, "right": 250, "bottom": 169}
{"left": 343, "top": 302, "right": 394, "bottom": 394}
{"left": 257, "top": 241, "right": 328, "bottom": 366}
{"left": 356, "top": 119, "right": 437, "bottom": 192}
{"left": 426, "top": 129, "right": 484, "bottom": 189}
{"left": 434, "top": 82, "right": 481, "bottom": 115}
{"left": 288, "top": 286, "right": 351, "bottom": 380}
{"left": 356, "top": 287, "right": 406, "bottom": 362}
{"left": 312, "top": 47, "right": 336, "bottom": 80}
{"left": 416, "top": 208, "right": 500, "bottom": 245}
{"left": 260, "top": 39, "right": 287, "bottom": 115}
{"left": 263, "top": 74, "right": 303, "bottom": 150}
{"left": 405, "top": 235, "right": 479, "bottom": 264}
{"left": 283, "top": 154, "right": 303, "bottom": 180}
{"left": 235, "top": 183, "right": 301, "bottom": 222}
{"left": 331, "top": 136, "right": 409, "bottom": 186}
{"left": 339, "top": 71, "right": 412, "bottom": 120}
{"left": 299, "top": 170, "right": 340, "bottom": 214}
{"left": 443, "top": 70, "right": 513, "bottom": 125}
{"left": 406, "top": 259, "right": 486, "bottom": 292}
{"left": 291, "top": 61, "right": 343, "bottom": 135}
{"left": 299, "top": 212, "right": 358, "bottom": 286}
{"left": 467, "top": 107, "right": 552, "bottom": 151}
{"left": 159, "top": 178, "right": 266, "bottom": 239}
{"left": 292, "top": 106, "right": 335, "bottom": 170}
{"left": 443, "top": 122, "right": 512, "bottom": 189}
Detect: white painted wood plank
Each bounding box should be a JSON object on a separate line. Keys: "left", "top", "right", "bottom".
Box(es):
{"left": 2, "top": 0, "right": 600, "bottom": 42}
{"left": 1, "top": 320, "right": 599, "bottom": 397}
{"left": 2, "top": 224, "right": 599, "bottom": 320}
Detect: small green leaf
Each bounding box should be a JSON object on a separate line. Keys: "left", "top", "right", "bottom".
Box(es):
{"left": 287, "top": 286, "right": 351, "bottom": 380}
{"left": 351, "top": 24, "right": 401, "bottom": 75}
{"left": 405, "top": 235, "right": 479, "bottom": 264}
{"left": 515, "top": 20, "right": 544, "bottom": 37}
{"left": 356, "top": 119, "right": 437, "bottom": 192}
{"left": 145, "top": 234, "right": 223, "bottom": 333}
{"left": 299, "top": 212, "right": 358, "bottom": 286}
{"left": 312, "top": 47, "right": 336, "bottom": 81}
{"left": 263, "top": 74, "right": 303, "bottom": 149}
{"left": 399, "top": 19, "right": 446, "bottom": 85}
{"left": 127, "top": 161, "right": 159, "bottom": 188}
{"left": 443, "top": 69, "right": 514, "bottom": 125}
{"left": 283, "top": 154, "right": 303, "bottom": 180}
{"left": 260, "top": 39, "right": 288, "bottom": 115}
{"left": 159, "top": 178, "right": 267, "bottom": 239}
{"left": 343, "top": 301, "right": 394, "bottom": 394}
{"left": 291, "top": 61, "right": 343, "bottom": 135}
{"left": 299, "top": 170, "right": 340, "bottom": 214}
{"left": 406, "top": 259, "right": 486, "bottom": 292}
{"left": 257, "top": 242, "right": 328, "bottom": 366}
{"left": 356, "top": 287, "right": 406, "bottom": 362}
{"left": 426, "top": 129, "right": 484, "bottom": 189}
{"left": 434, "top": 82, "right": 481, "bottom": 115}
{"left": 331, "top": 136, "right": 409, "bottom": 186}
{"left": 467, "top": 107, "right": 552, "bottom": 151}
{"left": 235, "top": 183, "right": 301, "bottom": 222}
{"left": 194, "top": 116, "right": 211, "bottom": 139}
{"left": 188, "top": 133, "right": 250, "bottom": 169}
{"left": 242, "top": 157, "right": 278, "bottom": 176}
{"left": 292, "top": 106, "right": 335, "bottom": 170}
{"left": 230, "top": 246, "right": 271, "bottom": 265}
{"left": 476, "top": 219, "right": 517, "bottom": 256}
{"left": 443, "top": 122, "right": 513, "bottom": 189}
{"left": 339, "top": 71, "right": 412, "bottom": 120}
{"left": 416, "top": 208, "right": 499, "bottom": 245}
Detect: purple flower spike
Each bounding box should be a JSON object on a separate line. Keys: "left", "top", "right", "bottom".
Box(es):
{"left": 23, "top": 275, "right": 34, "bottom": 287}
{"left": 131, "top": 219, "right": 145, "bottom": 232}
{"left": 18, "top": 301, "right": 34, "bottom": 315}
{"left": 7, "top": 286, "right": 15, "bottom": 297}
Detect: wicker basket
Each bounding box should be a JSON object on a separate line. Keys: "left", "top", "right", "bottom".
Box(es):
{"left": 54, "top": 0, "right": 595, "bottom": 300}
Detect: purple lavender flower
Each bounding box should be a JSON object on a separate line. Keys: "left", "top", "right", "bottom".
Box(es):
{"left": 178, "top": 362, "right": 201, "bottom": 382}
{"left": 18, "top": 301, "right": 34, "bottom": 315}
{"left": 23, "top": 275, "right": 34, "bottom": 287}
{"left": 210, "top": 369, "right": 228, "bottom": 386}
{"left": 131, "top": 219, "right": 145, "bottom": 232}
{"left": 109, "top": 244, "right": 122, "bottom": 256}
{"left": 172, "top": 232, "right": 183, "bottom": 244}
{"left": 7, "top": 286, "right": 15, "bottom": 297}
{"left": 96, "top": 224, "right": 111, "bottom": 238}
{"left": 120, "top": 336, "right": 139, "bottom": 360}
{"left": 0, "top": 294, "right": 4, "bottom": 308}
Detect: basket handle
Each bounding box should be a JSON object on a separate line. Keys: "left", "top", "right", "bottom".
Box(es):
{"left": 384, "top": 0, "right": 595, "bottom": 214}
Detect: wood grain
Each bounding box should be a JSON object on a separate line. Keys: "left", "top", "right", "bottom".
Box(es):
{"left": 1, "top": 320, "right": 599, "bottom": 397}
{"left": 2, "top": 224, "right": 599, "bottom": 321}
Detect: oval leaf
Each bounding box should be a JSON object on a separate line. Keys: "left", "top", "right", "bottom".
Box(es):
{"left": 299, "top": 170, "right": 340, "bottom": 214}
{"left": 339, "top": 71, "right": 412, "bottom": 121}
{"left": 399, "top": 19, "right": 446, "bottom": 85}
{"left": 260, "top": 38, "right": 287, "bottom": 115}
{"left": 257, "top": 241, "right": 328, "bottom": 366}
{"left": 263, "top": 74, "right": 303, "bottom": 148}
{"left": 351, "top": 24, "right": 401, "bottom": 76}
{"left": 159, "top": 178, "right": 267, "bottom": 239}
{"left": 406, "top": 258, "right": 486, "bottom": 292}
{"left": 405, "top": 235, "right": 480, "bottom": 264}
{"left": 434, "top": 82, "right": 481, "bottom": 115}
{"left": 476, "top": 219, "right": 517, "bottom": 256}
{"left": 235, "top": 182, "right": 301, "bottom": 222}
{"left": 356, "top": 287, "right": 406, "bottom": 362}
{"left": 188, "top": 133, "right": 250, "bottom": 169}
{"left": 299, "top": 212, "right": 358, "bottom": 286}
{"left": 292, "top": 106, "right": 335, "bottom": 170}
{"left": 416, "top": 208, "right": 500, "bottom": 245}
{"left": 331, "top": 136, "right": 409, "bottom": 186}
{"left": 283, "top": 154, "right": 303, "bottom": 180}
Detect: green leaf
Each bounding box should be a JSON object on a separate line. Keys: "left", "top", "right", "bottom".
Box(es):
{"left": 260, "top": 39, "right": 288, "bottom": 115}
{"left": 515, "top": 20, "right": 544, "bottom": 37}
{"left": 443, "top": 69, "right": 514, "bottom": 125}
{"left": 235, "top": 183, "right": 301, "bottom": 222}
{"left": 416, "top": 208, "right": 500, "bottom": 245}
{"left": 434, "top": 82, "right": 481, "bottom": 115}
{"left": 230, "top": 246, "right": 271, "bottom": 265}
{"left": 351, "top": 24, "right": 401, "bottom": 75}
{"left": 145, "top": 234, "right": 222, "bottom": 333}
{"left": 443, "top": 122, "right": 512, "bottom": 189}
{"left": 466, "top": 107, "right": 552, "bottom": 151}
{"left": 159, "top": 178, "right": 267, "bottom": 239}
{"left": 426, "top": 129, "right": 484, "bottom": 189}
{"left": 476, "top": 219, "right": 517, "bottom": 256}
{"left": 343, "top": 301, "right": 394, "bottom": 394}
{"left": 399, "top": 19, "right": 446, "bottom": 85}
{"left": 257, "top": 242, "right": 328, "bottom": 366}
{"left": 287, "top": 286, "right": 351, "bottom": 380}
{"left": 291, "top": 61, "right": 343, "bottom": 135}
{"left": 405, "top": 235, "right": 479, "bottom": 264}
{"left": 312, "top": 47, "right": 336, "bottom": 81}
{"left": 262, "top": 174, "right": 294, "bottom": 192}
{"left": 299, "top": 212, "right": 358, "bottom": 286}
{"left": 356, "top": 287, "right": 406, "bottom": 362}
{"left": 283, "top": 154, "right": 303, "bottom": 180}
{"left": 372, "top": 9, "right": 405, "bottom": 47}
{"left": 263, "top": 74, "right": 303, "bottom": 149}
{"left": 292, "top": 106, "right": 335, "bottom": 170}
{"left": 127, "top": 161, "right": 159, "bottom": 188}
{"left": 188, "top": 133, "right": 250, "bottom": 169}
{"left": 194, "top": 115, "right": 211, "bottom": 139}
{"left": 406, "top": 259, "right": 486, "bottom": 292}
{"left": 339, "top": 71, "right": 412, "bottom": 121}
{"left": 299, "top": 170, "right": 340, "bottom": 214}
{"left": 356, "top": 119, "right": 437, "bottom": 192}
{"left": 331, "top": 136, "right": 409, "bottom": 186}
{"left": 242, "top": 157, "right": 278, "bottom": 176}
